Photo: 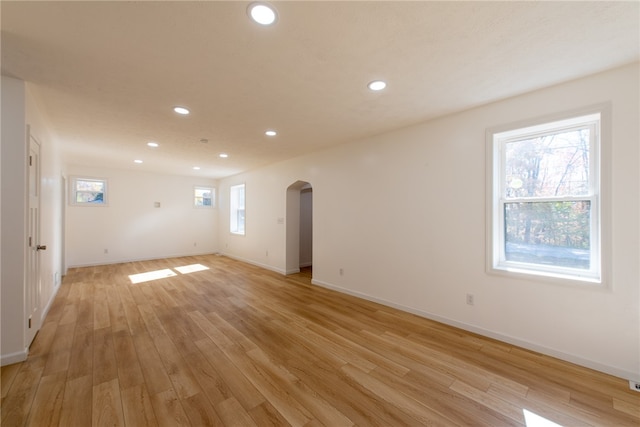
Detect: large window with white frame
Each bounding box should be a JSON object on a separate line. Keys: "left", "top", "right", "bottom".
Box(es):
{"left": 488, "top": 111, "right": 603, "bottom": 283}
{"left": 230, "top": 183, "right": 245, "bottom": 235}
{"left": 70, "top": 176, "right": 108, "bottom": 206}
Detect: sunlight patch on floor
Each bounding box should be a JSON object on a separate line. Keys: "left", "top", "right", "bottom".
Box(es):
{"left": 524, "top": 409, "right": 563, "bottom": 427}
{"left": 128, "top": 264, "right": 210, "bottom": 284}
{"left": 128, "top": 269, "right": 177, "bottom": 284}
{"left": 174, "top": 263, "right": 209, "bottom": 274}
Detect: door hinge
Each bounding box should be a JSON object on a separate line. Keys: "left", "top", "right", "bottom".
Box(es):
{"left": 28, "top": 317, "right": 32, "bottom": 329}
{"left": 29, "top": 236, "right": 32, "bottom": 247}
{"left": 29, "top": 155, "right": 33, "bottom": 166}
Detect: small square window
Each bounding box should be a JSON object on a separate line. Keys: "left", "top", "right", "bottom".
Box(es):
{"left": 194, "top": 186, "right": 215, "bottom": 208}
{"left": 70, "top": 177, "right": 108, "bottom": 206}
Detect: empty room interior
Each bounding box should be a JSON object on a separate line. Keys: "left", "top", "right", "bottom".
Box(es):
{"left": 1, "top": 2, "right": 639, "bottom": 426}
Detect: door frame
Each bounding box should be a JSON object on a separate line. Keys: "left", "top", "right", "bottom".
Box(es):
{"left": 285, "top": 180, "right": 313, "bottom": 275}
{"left": 26, "top": 125, "right": 42, "bottom": 346}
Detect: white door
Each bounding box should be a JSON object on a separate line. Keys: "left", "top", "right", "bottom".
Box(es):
{"left": 26, "top": 128, "right": 42, "bottom": 346}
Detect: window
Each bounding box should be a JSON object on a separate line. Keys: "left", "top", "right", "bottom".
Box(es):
{"left": 70, "top": 176, "right": 108, "bottom": 205}
{"left": 194, "top": 186, "right": 215, "bottom": 208}
{"left": 488, "top": 112, "right": 602, "bottom": 283}
{"left": 230, "top": 184, "right": 245, "bottom": 235}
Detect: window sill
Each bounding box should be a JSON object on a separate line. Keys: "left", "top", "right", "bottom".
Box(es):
{"left": 488, "top": 264, "right": 605, "bottom": 288}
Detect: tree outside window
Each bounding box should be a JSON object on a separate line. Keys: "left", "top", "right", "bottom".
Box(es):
{"left": 489, "top": 112, "right": 602, "bottom": 282}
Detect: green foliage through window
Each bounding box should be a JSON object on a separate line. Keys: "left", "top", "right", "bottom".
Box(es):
{"left": 489, "top": 111, "right": 602, "bottom": 282}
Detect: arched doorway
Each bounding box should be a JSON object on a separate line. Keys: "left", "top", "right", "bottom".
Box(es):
{"left": 285, "top": 180, "right": 312, "bottom": 275}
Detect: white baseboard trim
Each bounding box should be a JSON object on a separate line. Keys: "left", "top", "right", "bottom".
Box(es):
{"left": 67, "top": 251, "right": 219, "bottom": 269}
{"left": 1, "top": 348, "right": 28, "bottom": 367}
{"left": 1, "top": 271, "right": 63, "bottom": 367}
{"left": 221, "top": 253, "right": 287, "bottom": 275}
{"left": 40, "top": 281, "right": 61, "bottom": 325}
{"left": 311, "top": 278, "right": 638, "bottom": 382}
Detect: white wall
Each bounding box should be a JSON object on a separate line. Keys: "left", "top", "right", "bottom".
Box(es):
{"left": 1, "top": 76, "right": 28, "bottom": 364}
{"left": 65, "top": 165, "right": 219, "bottom": 267}
{"left": 218, "top": 63, "right": 640, "bottom": 380}
{"left": 1, "top": 77, "right": 63, "bottom": 365}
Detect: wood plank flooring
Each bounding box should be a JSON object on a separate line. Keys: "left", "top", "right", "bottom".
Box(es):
{"left": 2, "top": 254, "right": 638, "bottom": 426}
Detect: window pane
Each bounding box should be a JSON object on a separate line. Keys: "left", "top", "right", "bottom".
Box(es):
{"left": 76, "top": 191, "right": 105, "bottom": 203}
{"left": 195, "top": 188, "right": 210, "bottom": 198}
{"left": 76, "top": 179, "right": 105, "bottom": 192}
{"left": 504, "top": 201, "right": 590, "bottom": 269}
{"left": 236, "top": 209, "right": 245, "bottom": 233}
{"left": 230, "top": 184, "right": 245, "bottom": 234}
{"left": 505, "top": 128, "right": 590, "bottom": 198}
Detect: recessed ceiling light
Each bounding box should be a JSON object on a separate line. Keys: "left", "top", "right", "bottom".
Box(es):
{"left": 265, "top": 130, "right": 277, "bottom": 136}
{"left": 219, "top": 153, "right": 229, "bottom": 158}
{"left": 193, "top": 166, "right": 200, "bottom": 170}
{"left": 248, "top": 2, "right": 277, "bottom": 25}
{"left": 147, "top": 142, "right": 159, "bottom": 147}
{"left": 173, "top": 106, "right": 190, "bottom": 115}
{"left": 134, "top": 159, "right": 143, "bottom": 164}
{"left": 367, "top": 80, "right": 387, "bottom": 91}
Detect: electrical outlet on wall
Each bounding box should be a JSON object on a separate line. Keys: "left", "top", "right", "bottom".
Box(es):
{"left": 466, "top": 294, "right": 474, "bottom": 305}
{"left": 630, "top": 380, "right": 640, "bottom": 392}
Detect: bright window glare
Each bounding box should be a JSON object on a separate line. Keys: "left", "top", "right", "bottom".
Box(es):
{"left": 129, "top": 269, "right": 177, "bottom": 284}
{"left": 523, "top": 410, "right": 563, "bottom": 427}
{"left": 174, "top": 264, "right": 210, "bottom": 274}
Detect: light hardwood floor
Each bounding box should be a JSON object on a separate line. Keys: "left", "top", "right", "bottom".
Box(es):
{"left": 1, "top": 254, "right": 638, "bottom": 426}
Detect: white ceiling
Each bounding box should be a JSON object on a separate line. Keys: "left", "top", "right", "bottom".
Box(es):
{"left": 2, "top": 1, "right": 638, "bottom": 179}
